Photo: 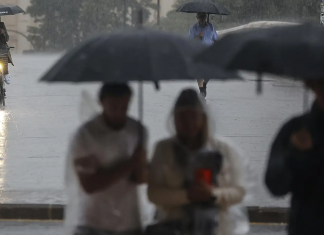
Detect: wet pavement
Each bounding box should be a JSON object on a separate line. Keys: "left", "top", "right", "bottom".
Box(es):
{"left": 0, "top": 54, "right": 309, "bottom": 207}
{"left": 0, "top": 221, "right": 286, "bottom": 235}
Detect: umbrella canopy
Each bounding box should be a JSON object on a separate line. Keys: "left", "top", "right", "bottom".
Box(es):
{"left": 40, "top": 29, "right": 240, "bottom": 83}
{"left": 176, "top": 1, "right": 230, "bottom": 15}
{"left": 195, "top": 23, "right": 324, "bottom": 80}
{"left": 0, "top": 5, "right": 25, "bottom": 16}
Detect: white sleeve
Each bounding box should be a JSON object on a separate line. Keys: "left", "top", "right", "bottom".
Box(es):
{"left": 210, "top": 138, "right": 249, "bottom": 207}
{"left": 68, "top": 128, "right": 97, "bottom": 174}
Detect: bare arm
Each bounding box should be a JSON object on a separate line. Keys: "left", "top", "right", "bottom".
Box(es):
{"left": 131, "top": 127, "right": 149, "bottom": 184}
{"left": 75, "top": 156, "right": 136, "bottom": 194}
{"left": 131, "top": 154, "right": 149, "bottom": 184}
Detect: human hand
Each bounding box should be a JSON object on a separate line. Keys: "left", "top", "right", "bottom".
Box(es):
{"left": 131, "top": 145, "right": 147, "bottom": 168}
{"left": 290, "top": 128, "right": 313, "bottom": 151}
{"left": 187, "top": 181, "right": 214, "bottom": 203}
{"left": 130, "top": 167, "right": 148, "bottom": 184}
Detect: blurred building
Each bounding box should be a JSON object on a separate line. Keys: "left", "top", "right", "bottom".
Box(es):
{"left": 1, "top": 0, "right": 35, "bottom": 53}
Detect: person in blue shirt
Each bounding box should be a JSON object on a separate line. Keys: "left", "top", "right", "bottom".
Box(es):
{"left": 189, "top": 12, "right": 218, "bottom": 99}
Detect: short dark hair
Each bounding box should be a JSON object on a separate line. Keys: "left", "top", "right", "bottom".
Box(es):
{"left": 197, "top": 12, "right": 207, "bottom": 18}
{"left": 99, "top": 83, "right": 132, "bottom": 101}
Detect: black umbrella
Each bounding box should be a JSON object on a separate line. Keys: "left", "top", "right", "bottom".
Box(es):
{"left": 195, "top": 23, "right": 324, "bottom": 80}
{"left": 195, "top": 23, "right": 324, "bottom": 93}
{"left": 40, "top": 29, "right": 240, "bottom": 84}
{"left": 176, "top": 1, "right": 230, "bottom": 15}
{"left": 40, "top": 28, "right": 241, "bottom": 140}
{"left": 0, "top": 5, "right": 25, "bottom": 16}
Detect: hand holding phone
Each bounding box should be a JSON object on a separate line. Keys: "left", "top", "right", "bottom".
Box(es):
{"left": 195, "top": 168, "right": 212, "bottom": 185}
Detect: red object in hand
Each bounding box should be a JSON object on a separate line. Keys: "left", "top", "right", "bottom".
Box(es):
{"left": 195, "top": 168, "right": 212, "bottom": 185}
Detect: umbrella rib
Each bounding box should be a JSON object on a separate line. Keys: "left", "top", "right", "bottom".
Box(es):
{"left": 145, "top": 34, "right": 155, "bottom": 82}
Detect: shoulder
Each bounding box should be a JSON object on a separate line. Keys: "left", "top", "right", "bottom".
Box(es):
{"left": 68, "top": 116, "right": 101, "bottom": 152}
{"left": 208, "top": 23, "right": 216, "bottom": 29}
{"left": 190, "top": 23, "right": 198, "bottom": 30}
{"left": 127, "top": 116, "right": 144, "bottom": 128}
{"left": 126, "top": 117, "right": 148, "bottom": 134}
{"left": 72, "top": 116, "right": 100, "bottom": 141}
{"left": 211, "top": 136, "right": 239, "bottom": 152}
{"left": 280, "top": 114, "right": 305, "bottom": 131}
{"left": 273, "top": 114, "right": 306, "bottom": 141}
{"left": 209, "top": 136, "right": 244, "bottom": 163}
{"left": 150, "top": 138, "right": 175, "bottom": 165}
{"left": 210, "top": 136, "right": 247, "bottom": 173}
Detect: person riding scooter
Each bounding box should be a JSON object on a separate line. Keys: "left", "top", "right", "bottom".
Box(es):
{"left": 0, "top": 22, "right": 13, "bottom": 85}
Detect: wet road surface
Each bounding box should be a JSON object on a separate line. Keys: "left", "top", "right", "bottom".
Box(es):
{"left": 0, "top": 221, "right": 286, "bottom": 235}
{"left": 0, "top": 54, "right": 310, "bottom": 207}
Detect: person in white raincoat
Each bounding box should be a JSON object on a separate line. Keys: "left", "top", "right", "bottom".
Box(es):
{"left": 65, "top": 83, "right": 152, "bottom": 235}
{"left": 147, "top": 88, "right": 250, "bottom": 235}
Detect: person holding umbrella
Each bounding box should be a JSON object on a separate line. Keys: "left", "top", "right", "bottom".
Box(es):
{"left": 0, "top": 22, "right": 12, "bottom": 85}
{"left": 0, "top": 5, "right": 25, "bottom": 86}
{"left": 189, "top": 12, "right": 218, "bottom": 99}
{"left": 38, "top": 8, "right": 242, "bottom": 235}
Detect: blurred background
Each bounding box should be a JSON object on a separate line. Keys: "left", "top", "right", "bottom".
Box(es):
{"left": 1, "top": 0, "right": 320, "bottom": 53}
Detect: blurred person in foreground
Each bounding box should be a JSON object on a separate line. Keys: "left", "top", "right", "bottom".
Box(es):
{"left": 148, "top": 88, "right": 249, "bottom": 235}
{"left": 65, "top": 83, "right": 149, "bottom": 235}
{"left": 265, "top": 80, "right": 324, "bottom": 235}
{"left": 0, "top": 22, "right": 12, "bottom": 85}
{"left": 189, "top": 13, "right": 218, "bottom": 100}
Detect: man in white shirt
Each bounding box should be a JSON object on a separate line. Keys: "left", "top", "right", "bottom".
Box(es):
{"left": 65, "top": 83, "right": 148, "bottom": 235}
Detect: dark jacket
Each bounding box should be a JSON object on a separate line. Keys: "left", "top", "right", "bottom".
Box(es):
{"left": 0, "top": 22, "right": 13, "bottom": 65}
{"left": 265, "top": 101, "right": 324, "bottom": 235}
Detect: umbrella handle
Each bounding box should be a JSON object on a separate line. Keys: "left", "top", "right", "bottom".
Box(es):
{"left": 207, "top": 14, "right": 210, "bottom": 23}
{"left": 257, "top": 73, "right": 263, "bottom": 95}
{"left": 303, "top": 86, "right": 309, "bottom": 111}
{"left": 137, "top": 8, "right": 144, "bottom": 26}
{"left": 138, "top": 81, "right": 144, "bottom": 144}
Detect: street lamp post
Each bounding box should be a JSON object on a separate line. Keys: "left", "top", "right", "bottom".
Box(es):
{"left": 321, "top": 0, "right": 324, "bottom": 25}
{"left": 157, "top": 0, "right": 160, "bottom": 28}
{"left": 123, "top": 0, "right": 127, "bottom": 29}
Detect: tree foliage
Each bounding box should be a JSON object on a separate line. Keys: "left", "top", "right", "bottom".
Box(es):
{"left": 27, "top": 0, "right": 154, "bottom": 51}
{"left": 160, "top": 0, "right": 320, "bottom": 35}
